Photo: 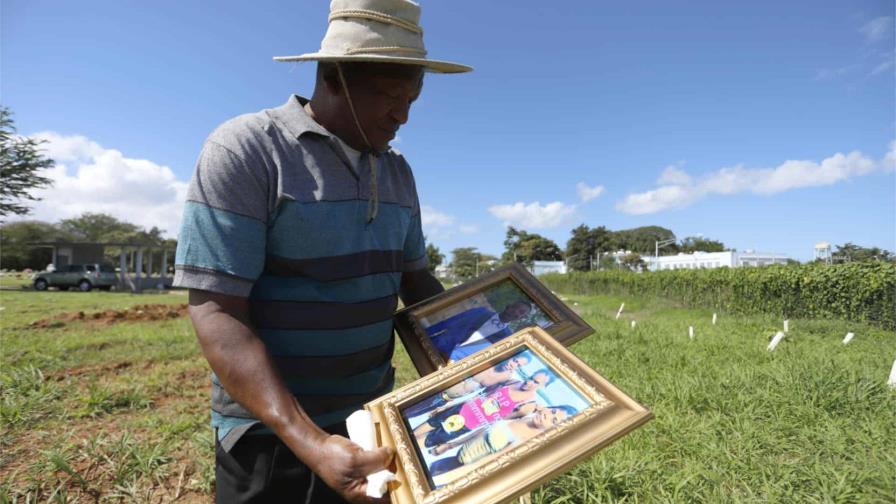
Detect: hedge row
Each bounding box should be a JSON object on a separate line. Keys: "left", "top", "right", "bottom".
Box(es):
{"left": 541, "top": 262, "right": 896, "bottom": 330}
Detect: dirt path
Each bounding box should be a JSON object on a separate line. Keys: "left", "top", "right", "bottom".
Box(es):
{"left": 29, "top": 303, "right": 188, "bottom": 329}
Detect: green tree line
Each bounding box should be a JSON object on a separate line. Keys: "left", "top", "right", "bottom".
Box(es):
{"left": 1, "top": 213, "right": 175, "bottom": 271}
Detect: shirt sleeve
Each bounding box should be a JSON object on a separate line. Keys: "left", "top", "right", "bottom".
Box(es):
{"left": 402, "top": 185, "right": 429, "bottom": 273}
{"left": 173, "top": 140, "right": 269, "bottom": 297}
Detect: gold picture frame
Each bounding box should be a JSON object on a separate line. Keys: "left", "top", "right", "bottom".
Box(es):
{"left": 394, "top": 263, "right": 594, "bottom": 376}
{"left": 365, "top": 326, "right": 653, "bottom": 504}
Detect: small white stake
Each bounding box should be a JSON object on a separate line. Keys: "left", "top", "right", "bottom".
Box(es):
{"left": 767, "top": 331, "right": 785, "bottom": 351}
{"left": 783, "top": 320, "right": 789, "bottom": 333}
{"left": 712, "top": 313, "right": 717, "bottom": 325}
{"left": 615, "top": 303, "right": 625, "bottom": 320}
{"left": 888, "top": 360, "right": 896, "bottom": 388}
{"left": 842, "top": 332, "right": 854, "bottom": 345}
{"left": 631, "top": 320, "right": 636, "bottom": 329}
{"left": 688, "top": 326, "right": 694, "bottom": 340}
{"left": 573, "top": 302, "right": 578, "bottom": 306}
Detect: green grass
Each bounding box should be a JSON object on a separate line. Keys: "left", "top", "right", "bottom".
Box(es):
{"left": 532, "top": 294, "right": 896, "bottom": 503}
{"left": 1, "top": 286, "right": 894, "bottom": 502}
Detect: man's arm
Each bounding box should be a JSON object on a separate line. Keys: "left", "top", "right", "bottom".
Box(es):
{"left": 188, "top": 289, "right": 392, "bottom": 503}
{"left": 399, "top": 268, "right": 444, "bottom": 307}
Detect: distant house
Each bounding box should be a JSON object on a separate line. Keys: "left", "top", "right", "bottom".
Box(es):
{"left": 530, "top": 260, "right": 567, "bottom": 276}
{"left": 644, "top": 250, "right": 790, "bottom": 271}
{"left": 30, "top": 240, "right": 175, "bottom": 292}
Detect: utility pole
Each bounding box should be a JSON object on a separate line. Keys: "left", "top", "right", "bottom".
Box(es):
{"left": 655, "top": 238, "right": 676, "bottom": 271}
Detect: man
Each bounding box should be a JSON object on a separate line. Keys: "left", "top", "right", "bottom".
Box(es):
{"left": 173, "top": 1, "right": 471, "bottom": 502}
{"left": 426, "top": 301, "right": 532, "bottom": 361}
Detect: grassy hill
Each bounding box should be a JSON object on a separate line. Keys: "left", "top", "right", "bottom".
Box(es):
{"left": 1, "top": 280, "right": 893, "bottom": 502}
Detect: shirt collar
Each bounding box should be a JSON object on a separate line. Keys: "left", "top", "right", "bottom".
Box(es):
{"left": 267, "top": 94, "right": 333, "bottom": 141}
{"left": 268, "top": 94, "right": 390, "bottom": 156}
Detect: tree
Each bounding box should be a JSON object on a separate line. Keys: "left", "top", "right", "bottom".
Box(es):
{"left": 832, "top": 243, "right": 894, "bottom": 263}
{"left": 565, "top": 224, "right": 614, "bottom": 271}
{"left": 451, "top": 247, "right": 497, "bottom": 280}
{"left": 612, "top": 226, "right": 677, "bottom": 255}
{"left": 0, "top": 220, "right": 72, "bottom": 270}
{"left": 425, "top": 241, "right": 444, "bottom": 274}
{"left": 620, "top": 253, "right": 646, "bottom": 272}
{"left": 501, "top": 226, "right": 563, "bottom": 266}
{"left": 59, "top": 213, "right": 143, "bottom": 243}
{"left": 679, "top": 236, "right": 726, "bottom": 253}
{"left": 0, "top": 107, "right": 54, "bottom": 217}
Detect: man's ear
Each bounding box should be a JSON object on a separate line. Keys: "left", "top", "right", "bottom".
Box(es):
{"left": 323, "top": 72, "right": 343, "bottom": 95}
{"left": 320, "top": 64, "right": 344, "bottom": 96}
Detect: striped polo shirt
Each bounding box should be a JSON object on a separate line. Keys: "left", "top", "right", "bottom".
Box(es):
{"left": 173, "top": 95, "right": 427, "bottom": 450}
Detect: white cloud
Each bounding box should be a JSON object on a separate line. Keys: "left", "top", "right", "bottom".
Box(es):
{"left": 576, "top": 182, "right": 605, "bottom": 202}
{"left": 488, "top": 201, "right": 577, "bottom": 229}
{"left": 616, "top": 145, "right": 891, "bottom": 215}
{"left": 860, "top": 16, "right": 893, "bottom": 43}
{"left": 616, "top": 185, "right": 700, "bottom": 215}
{"left": 16, "top": 132, "right": 188, "bottom": 237}
{"left": 421, "top": 205, "right": 454, "bottom": 228}
{"left": 657, "top": 165, "right": 692, "bottom": 186}
{"left": 814, "top": 65, "right": 856, "bottom": 80}
{"left": 870, "top": 58, "right": 894, "bottom": 76}
{"left": 884, "top": 140, "right": 896, "bottom": 172}
{"left": 420, "top": 205, "right": 479, "bottom": 240}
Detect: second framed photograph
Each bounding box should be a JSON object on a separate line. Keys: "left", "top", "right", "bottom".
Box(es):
{"left": 395, "top": 263, "right": 593, "bottom": 376}
{"left": 364, "top": 326, "right": 653, "bottom": 504}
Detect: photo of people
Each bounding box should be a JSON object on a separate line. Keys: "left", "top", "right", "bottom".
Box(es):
{"left": 401, "top": 349, "right": 591, "bottom": 489}
{"left": 419, "top": 280, "right": 554, "bottom": 362}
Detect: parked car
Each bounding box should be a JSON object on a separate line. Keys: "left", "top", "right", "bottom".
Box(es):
{"left": 32, "top": 263, "right": 118, "bottom": 292}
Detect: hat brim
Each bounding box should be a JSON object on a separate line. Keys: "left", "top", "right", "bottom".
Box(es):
{"left": 273, "top": 53, "right": 472, "bottom": 74}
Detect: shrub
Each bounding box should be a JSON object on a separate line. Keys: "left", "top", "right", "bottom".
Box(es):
{"left": 542, "top": 262, "right": 896, "bottom": 329}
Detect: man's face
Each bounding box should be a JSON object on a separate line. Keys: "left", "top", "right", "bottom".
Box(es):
{"left": 520, "top": 372, "right": 549, "bottom": 391}
{"left": 500, "top": 302, "right": 531, "bottom": 323}
{"left": 344, "top": 66, "right": 423, "bottom": 151}
{"left": 500, "top": 355, "right": 529, "bottom": 372}
{"left": 533, "top": 406, "right": 569, "bottom": 429}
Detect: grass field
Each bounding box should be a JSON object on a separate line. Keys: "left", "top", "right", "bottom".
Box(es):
{"left": 1, "top": 275, "right": 894, "bottom": 503}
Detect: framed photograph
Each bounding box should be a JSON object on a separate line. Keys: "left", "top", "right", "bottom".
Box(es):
{"left": 364, "top": 326, "right": 652, "bottom": 504}
{"left": 395, "top": 263, "right": 593, "bottom": 375}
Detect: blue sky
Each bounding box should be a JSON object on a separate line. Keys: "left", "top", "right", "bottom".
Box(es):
{"left": 3, "top": 0, "right": 894, "bottom": 261}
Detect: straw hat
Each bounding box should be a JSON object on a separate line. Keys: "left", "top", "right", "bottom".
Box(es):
{"left": 273, "top": 0, "right": 472, "bottom": 73}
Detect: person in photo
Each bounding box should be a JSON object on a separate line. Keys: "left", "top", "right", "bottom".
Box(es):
{"left": 426, "top": 301, "right": 532, "bottom": 360}
{"left": 427, "top": 405, "right": 578, "bottom": 479}
{"left": 412, "top": 371, "right": 554, "bottom": 446}
{"left": 402, "top": 354, "right": 530, "bottom": 418}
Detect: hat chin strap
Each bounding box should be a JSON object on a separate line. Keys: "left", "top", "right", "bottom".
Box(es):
{"left": 336, "top": 63, "right": 379, "bottom": 223}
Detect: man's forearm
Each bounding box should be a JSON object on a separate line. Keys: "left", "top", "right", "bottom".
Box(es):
{"left": 188, "top": 291, "right": 327, "bottom": 462}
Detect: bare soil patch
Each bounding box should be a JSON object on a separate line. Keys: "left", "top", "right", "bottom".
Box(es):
{"left": 29, "top": 303, "right": 188, "bottom": 329}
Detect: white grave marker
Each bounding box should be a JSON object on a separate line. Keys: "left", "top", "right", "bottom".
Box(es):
{"left": 783, "top": 320, "right": 790, "bottom": 333}
{"left": 767, "top": 331, "right": 785, "bottom": 351}
{"left": 712, "top": 313, "right": 717, "bottom": 325}
{"left": 631, "top": 320, "right": 636, "bottom": 329}
{"left": 688, "top": 326, "right": 694, "bottom": 339}
{"left": 888, "top": 360, "right": 896, "bottom": 388}
{"left": 842, "top": 332, "right": 854, "bottom": 345}
{"left": 615, "top": 303, "right": 625, "bottom": 320}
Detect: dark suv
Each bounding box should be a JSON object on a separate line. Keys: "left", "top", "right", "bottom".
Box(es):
{"left": 32, "top": 264, "right": 118, "bottom": 292}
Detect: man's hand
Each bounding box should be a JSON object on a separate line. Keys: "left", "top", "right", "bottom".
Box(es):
{"left": 309, "top": 435, "right": 394, "bottom": 503}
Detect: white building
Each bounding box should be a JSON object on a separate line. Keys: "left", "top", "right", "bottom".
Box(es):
{"left": 644, "top": 250, "right": 790, "bottom": 271}
{"left": 530, "top": 260, "right": 567, "bottom": 276}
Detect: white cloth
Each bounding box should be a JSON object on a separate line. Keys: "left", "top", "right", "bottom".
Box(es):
{"left": 461, "top": 313, "right": 507, "bottom": 345}
{"left": 333, "top": 134, "right": 362, "bottom": 170}
{"left": 345, "top": 410, "right": 396, "bottom": 498}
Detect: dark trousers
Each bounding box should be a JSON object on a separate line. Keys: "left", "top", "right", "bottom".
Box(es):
{"left": 215, "top": 425, "right": 350, "bottom": 504}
